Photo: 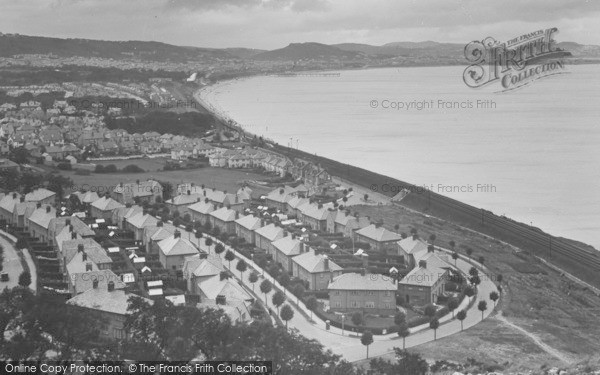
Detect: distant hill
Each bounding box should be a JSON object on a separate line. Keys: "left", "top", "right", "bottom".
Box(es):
{"left": 224, "top": 48, "right": 267, "bottom": 59}
{"left": 0, "top": 32, "right": 598, "bottom": 64}
{"left": 0, "top": 33, "right": 235, "bottom": 62}
{"left": 251, "top": 42, "right": 364, "bottom": 61}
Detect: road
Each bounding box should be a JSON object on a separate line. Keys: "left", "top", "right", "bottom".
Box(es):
{"left": 198, "top": 233, "right": 498, "bottom": 362}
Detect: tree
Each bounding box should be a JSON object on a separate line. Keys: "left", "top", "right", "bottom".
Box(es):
{"left": 272, "top": 291, "right": 286, "bottom": 315}
{"left": 466, "top": 247, "right": 473, "bottom": 260}
{"left": 293, "top": 283, "right": 305, "bottom": 303}
{"left": 429, "top": 318, "right": 440, "bottom": 340}
{"left": 452, "top": 252, "right": 459, "bottom": 266}
{"left": 469, "top": 266, "right": 479, "bottom": 277}
{"left": 469, "top": 274, "right": 481, "bottom": 286}
{"left": 280, "top": 304, "right": 294, "bottom": 329}
{"left": 214, "top": 243, "right": 225, "bottom": 255}
{"left": 428, "top": 234, "right": 436, "bottom": 245}
{"left": 363, "top": 194, "right": 369, "bottom": 202}
{"left": 195, "top": 231, "right": 203, "bottom": 249}
{"left": 456, "top": 309, "right": 467, "bottom": 331}
{"left": 394, "top": 311, "right": 406, "bottom": 326}
{"left": 397, "top": 322, "right": 410, "bottom": 349}
{"left": 248, "top": 272, "right": 259, "bottom": 292}
{"left": 361, "top": 330, "right": 373, "bottom": 359}
{"left": 464, "top": 286, "right": 475, "bottom": 298}
{"left": 394, "top": 224, "right": 400, "bottom": 232}
{"left": 205, "top": 237, "right": 213, "bottom": 254}
{"left": 427, "top": 244, "right": 434, "bottom": 253}
{"left": 478, "top": 300, "right": 487, "bottom": 320}
{"left": 424, "top": 304, "right": 436, "bottom": 318}
{"left": 236, "top": 259, "right": 247, "bottom": 280}
{"left": 351, "top": 311, "right": 363, "bottom": 326}
{"left": 449, "top": 240, "right": 456, "bottom": 251}
{"left": 489, "top": 291, "right": 499, "bottom": 306}
{"left": 448, "top": 297, "right": 459, "bottom": 318}
{"left": 260, "top": 280, "right": 272, "bottom": 306}
{"left": 305, "top": 296, "right": 317, "bottom": 320}
{"left": 478, "top": 256, "right": 485, "bottom": 265}
{"left": 225, "top": 250, "right": 236, "bottom": 270}
{"left": 18, "top": 271, "right": 31, "bottom": 287}
{"left": 497, "top": 274, "right": 503, "bottom": 284}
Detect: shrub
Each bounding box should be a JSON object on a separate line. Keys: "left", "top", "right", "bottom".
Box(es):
{"left": 56, "top": 162, "right": 72, "bottom": 170}
{"left": 122, "top": 164, "right": 145, "bottom": 173}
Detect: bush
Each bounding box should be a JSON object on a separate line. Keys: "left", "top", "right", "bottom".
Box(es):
{"left": 56, "top": 162, "right": 72, "bottom": 170}
{"left": 104, "top": 164, "right": 117, "bottom": 173}
{"left": 122, "top": 164, "right": 145, "bottom": 173}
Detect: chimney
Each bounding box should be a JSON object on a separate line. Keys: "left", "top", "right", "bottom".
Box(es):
{"left": 36, "top": 202, "right": 42, "bottom": 209}
{"left": 318, "top": 203, "right": 323, "bottom": 209}
{"left": 235, "top": 211, "right": 240, "bottom": 219}
{"left": 20, "top": 196, "right": 25, "bottom": 203}
{"left": 46, "top": 205, "right": 51, "bottom": 213}
{"left": 362, "top": 253, "right": 369, "bottom": 268}
{"left": 283, "top": 230, "right": 288, "bottom": 237}
{"left": 204, "top": 190, "right": 207, "bottom": 196}
{"left": 69, "top": 224, "right": 73, "bottom": 232}
{"left": 82, "top": 252, "right": 88, "bottom": 262}
{"left": 300, "top": 242, "right": 305, "bottom": 253}
{"left": 412, "top": 234, "right": 418, "bottom": 240}
{"left": 12, "top": 192, "right": 17, "bottom": 199}
{"left": 174, "top": 230, "right": 181, "bottom": 239}
{"left": 205, "top": 197, "right": 209, "bottom": 203}
{"left": 360, "top": 268, "right": 366, "bottom": 276}
{"left": 291, "top": 233, "right": 296, "bottom": 240}
{"left": 85, "top": 262, "right": 92, "bottom": 272}
{"left": 107, "top": 281, "right": 115, "bottom": 292}
{"left": 323, "top": 256, "right": 329, "bottom": 270}
{"left": 66, "top": 218, "right": 71, "bottom": 226}
{"left": 71, "top": 232, "right": 77, "bottom": 239}
{"left": 187, "top": 190, "right": 191, "bottom": 195}
{"left": 419, "top": 260, "right": 427, "bottom": 269}
{"left": 216, "top": 295, "right": 226, "bottom": 305}
{"left": 77, "top": 244, "right": 84, "bottom": 253}
{"left": 197, "top": 198, "right": 200, "bottom": 202}
{"left": 92, "top": 279, "right": 98, "bottom": 289}
{"left": 157, "top": 221, "right": 163, "bottom": 227}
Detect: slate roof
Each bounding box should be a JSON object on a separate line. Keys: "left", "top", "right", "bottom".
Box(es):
{"left": 328, "top": 272, "right": 397, "bottom": 291}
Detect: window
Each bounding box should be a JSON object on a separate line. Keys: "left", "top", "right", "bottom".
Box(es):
{"left": 385, "top": 291, "right": 391, "bottom": 296}
{"left": 335, "top": 302, "right": 341, "bottom": 308}
{"left": 351, "top": 301, "right": 358, "bottom": 308}
{"left": 368, "top": 291, "right": 374, "bottom": 295}
{"left": 365, "top": 301, "right": 375, "bottom": 308}
{"left": 335, "top": 291, "right": 340, "bottom": 295}
{"left": 113, "top": 328, "right": 125, "bottom": 339}
{"left": 384, "top": 303, "right": 391, "bottom": 309}
{"left": 320, "top": 273, "right": 324, "bottom": 278}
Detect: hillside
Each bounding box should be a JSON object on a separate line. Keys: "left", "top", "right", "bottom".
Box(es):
{"left": 251, "top": 42, "right": 364, "bottom": 61}
{"left": 0, "top": 33, "right": 234, "bottom": 62}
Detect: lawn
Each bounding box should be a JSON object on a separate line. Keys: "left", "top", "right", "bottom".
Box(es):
{"left": 59, "top": 166, "right": 273, "bottom": 198}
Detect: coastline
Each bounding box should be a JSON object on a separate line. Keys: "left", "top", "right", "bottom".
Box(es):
{"left": 191, "top": 71, "right": 599, "bottom": 258}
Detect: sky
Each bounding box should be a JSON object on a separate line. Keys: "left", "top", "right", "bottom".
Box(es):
{"left": 1, "top": 0, "right": 599, "bottom": 49}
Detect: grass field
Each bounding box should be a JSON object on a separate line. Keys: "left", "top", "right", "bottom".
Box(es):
{"left": 356, "top": 317, "right": 562, "bottom": 373}
{"left": 350, "top": 203, "right": 600, "bottom": 368}
{"left": 60, "top": 166, "right": 273, "bottom": 198}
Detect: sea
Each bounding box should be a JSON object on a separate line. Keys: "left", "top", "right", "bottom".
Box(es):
{"left": 198, "top": 65, "right": 600, "bottom": 250}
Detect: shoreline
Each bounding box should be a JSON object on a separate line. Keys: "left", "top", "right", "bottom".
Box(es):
{"left": 192, "top": 70, "right": 598, "bottom": 256}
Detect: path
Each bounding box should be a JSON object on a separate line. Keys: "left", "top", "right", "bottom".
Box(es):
{"left": 0, "top": 230, "right": 37, "bottom": 294}
{"left": 495, "top": 312, "right": 574, "bottom": 364}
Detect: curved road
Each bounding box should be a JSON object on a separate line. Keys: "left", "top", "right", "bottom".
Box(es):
{"left": 197, "top": 233, "right": 498, "bottom": 362}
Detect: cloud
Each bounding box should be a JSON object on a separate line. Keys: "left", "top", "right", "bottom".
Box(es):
{"left": 0, "top": 0, "right": 598, "bottom": 49}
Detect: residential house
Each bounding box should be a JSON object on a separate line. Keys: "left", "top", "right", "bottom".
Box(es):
{"left": 182, "top": 254, "right": 223, "bottom": 295}
{"left": 300, "top": 204, "right": 335, "bottom": 232}
{"left": 111, "top": 205, "right": 143, "bottom": 229}
{"left": 254, "top": 223, "right": 284, "bottom": 254}
{"left": 158, "top": 231, "right": 201, "bottom": 271}
{"left": 68, "top": 269, "right": 125, "bottom": 295}
{"left": 271, "top": 234, "right": 302, "bottom": 273}
{"left": 398, "top": 252, "right": 452, "bottom": 306}
{"left": 11, "top": 199, "right": 37, "bottom": 229}
{"left": 26, "top": 204, "right": 57, "bottom": 244}
{"left": 354, "top": 224, "right": 403, "bottom": 251}
{"left": 328, "top": 272, "right": 397, "bottom": 314}
{"left": 292, "top": 250, "right": 343, "bottom": 290}
{"left": 234, "top": 214, "right": 262, "bottom": 244}
{"left": 397, "top": 235, "right": 430, "bottom": 269}
{"left": 126, "top": 213, "right": 158, "bottom": 241}
{"left": 112, "top": 180, "right": 162, "bottom": 205}
{"left": 165, "top": 193, "right": 201, "bottom": 215}
{"left": 25, "top": 188, "right": 56, "bottom": 205}
{"left": 90, "top": 196, "right": 125, "bottom": 221}
{"left": 67, "top": 284, "right": 152, "bottom": 340}
{"left": 208, "top": 207, "right": 238, "bottom": 234}
{"left": 0, "top": 192, "right": 21, "bottom": 225}
{"left": 187, "top": 200, "right": 215, "bottom": 226}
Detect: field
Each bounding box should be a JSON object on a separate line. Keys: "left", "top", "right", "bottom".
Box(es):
{"left": 59, "top": 166, "right": 273, "bottom": 198}
{"left": 350, "top": 203, "right": 600, "bottom": 368}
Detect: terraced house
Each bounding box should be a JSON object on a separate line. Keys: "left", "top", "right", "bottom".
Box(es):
{"left": 292, "top": 250, "right": 343, "bottom": 291}
{"left": 234, "top": 214, "right": 262, "bottom": 244}
{"left": 254, "top": 223, "right": 285, "bottom": 254}
{"left": 209, "top": 207, "right": 238, "bottom": 234}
